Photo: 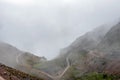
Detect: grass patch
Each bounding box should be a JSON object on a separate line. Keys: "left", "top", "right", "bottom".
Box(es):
{"left": 74, "top": 72, "right": 120, "bottom": 80}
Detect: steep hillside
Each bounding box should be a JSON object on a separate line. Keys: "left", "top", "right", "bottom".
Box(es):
{"left": 0, "top": 42, "right": 52, "bottom": 80}
{"left": 36, "top": 22, "right": 120, "bottom": 80}
{"left": 0, "top": 42, "right": 43, "bottom": 69}
{"left": 61, "top": 25, "right": 112, "bottom": 55}
{"left": 0, "top": 42, "right": 23, "bottom": 68}
{"left": 94, "top": 22, "right": 120, "bottom": 76}
{"left": 97, "top": 22, "right": 120, "bottom": 54}
{"left": 35, "top": 25, "right": 113, "bottom": 76}
{"left": 75, "top": 22, "right": 120, "bottom": 79}
{"left": 60, "top": 22, "right": 120, "bottom": 79}
{"left": 56, "top": 25, "right": 112, "bottom": 70}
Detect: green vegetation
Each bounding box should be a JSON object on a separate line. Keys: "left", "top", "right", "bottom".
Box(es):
{"left": 24, "top": 52, "right": 41, "bottom": 66}
{"left": 79, "top": 50, "right": 88, "bottom": 57}
{"left": 33, "top": 63, "right": 42, "bottom": 68}
{"left": 62, "top": 65, "right": 120, "bottom": 80}
{"left": 68, "top": 72, "right": 120, "bottom": 80}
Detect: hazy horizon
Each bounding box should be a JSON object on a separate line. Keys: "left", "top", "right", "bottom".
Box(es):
{"left": 0, "top": 0, "right": 120, "bottom": 59}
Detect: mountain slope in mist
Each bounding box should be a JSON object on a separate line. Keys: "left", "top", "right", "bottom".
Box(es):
{"left": 61, "top": 24, "right": 113, "bottom": 54}
{"left": 0, "top": 21, "right": 120, "bottom": 80}
{"left": 0, "top": 42, "right": 52, "bottom": 80}
{"left": 95, "top": 22, "right": 120, "bottom": 75}
{"left": 0, "top": 42, "right": 23, "bottom": 68}
{"left": 35, "top": 21, "right": 120, "bottom": 80}
{"left": 35, "top": 24, "right": 113, "bottom": 76}
{"left": 97, "top": 22, "right": 120, "bottom": 54}
{"left": 0, "top": 42, "right": 42, "bottom": 68}
{"left": 60, "top": 21, "right": 120, "bottom": 79}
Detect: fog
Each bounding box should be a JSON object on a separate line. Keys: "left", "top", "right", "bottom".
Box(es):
{"left": 0, "top": 0, "right": 120, "bottom": 59}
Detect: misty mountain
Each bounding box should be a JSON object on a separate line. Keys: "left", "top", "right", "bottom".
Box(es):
{"left": 60, "top": 21, "right": 120, "bottom": 80}
{"left": 0, "top": 42, "right": 23, "bottom": 68}
{"left": 60, "top": 24, "right": 113, "bottom": 55}
{"left": 75, "top": 21, "right": 120, "bottom": 77}
{"left": 34, "top": 21, "right": 120, "bottom": 80}
{"left": 94, "top": 22, "right": 120, "bottom": 75}
{"left": 0, "top": 41, "right": 46, "bottom": 68}
{"left": 0, "top": 42, "right": 52, "bottom": 80}
{"left": 35, "top": 24, "right": 113, "bottom": 76}
{"left": 97, "top": 22, "right": 120, "bottom": 54}
{"left": 0, "top": 21, "right": 120, "bottom": 80}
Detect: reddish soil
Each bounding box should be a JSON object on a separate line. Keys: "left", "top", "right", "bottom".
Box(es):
{"left": 0, "top": 63, "right": 43, "bottom": 80}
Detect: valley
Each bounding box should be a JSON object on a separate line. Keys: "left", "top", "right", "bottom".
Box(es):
{"left": 0, "top": 21, "right": 120, "bottom": 80}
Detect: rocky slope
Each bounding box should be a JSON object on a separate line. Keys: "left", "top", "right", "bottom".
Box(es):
{"left": 0, "top": 63, "right": 44, "bottom": 80}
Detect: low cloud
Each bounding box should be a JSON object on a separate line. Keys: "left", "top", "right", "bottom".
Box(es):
{"left": 0, "top": 0, "right": 120, "bottom": 59}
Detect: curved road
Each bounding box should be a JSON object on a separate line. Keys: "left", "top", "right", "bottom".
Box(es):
{"left": 16, "top": 53, "right": 21, "bottom": 65}
{"left": 16, "top": 51, "right": 101, "bottom": 80}
{"left": 16, "top": 54, "right": 71, "bottom": 80}
{"left": 56, "top": 57, "right": 70, "bottom": 78}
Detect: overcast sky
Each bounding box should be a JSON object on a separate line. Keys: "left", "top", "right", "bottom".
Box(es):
{"left": 0, "top": 0, "right": 120, "bottom": 59}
